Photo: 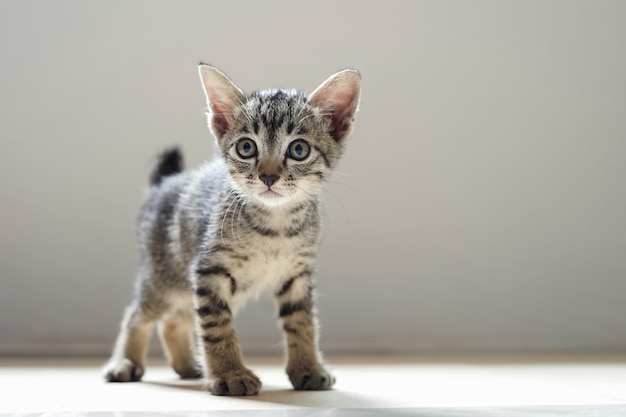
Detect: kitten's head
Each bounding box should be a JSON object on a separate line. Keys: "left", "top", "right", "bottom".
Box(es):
{"left": 198, "top": 64, "right": 360, "bottom": 208}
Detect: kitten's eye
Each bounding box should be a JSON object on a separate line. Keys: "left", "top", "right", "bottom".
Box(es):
{"left": 287, "top": 139, "right": 310, "bottom": 161}
{"left": 236, "top": 138, "right": 257, "bottom": 159}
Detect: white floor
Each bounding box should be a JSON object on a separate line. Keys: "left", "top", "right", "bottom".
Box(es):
{"left": 1, "top": 356, "right": 626, "bottom": 416}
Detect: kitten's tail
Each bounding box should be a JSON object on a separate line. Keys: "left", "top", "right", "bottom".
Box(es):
{"left": 150, "top": 147, "right": 184, "bottom": 186}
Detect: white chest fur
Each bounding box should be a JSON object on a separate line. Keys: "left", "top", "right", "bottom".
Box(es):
{"left": 228, "top": 234, "right": 312, "bottom": 311}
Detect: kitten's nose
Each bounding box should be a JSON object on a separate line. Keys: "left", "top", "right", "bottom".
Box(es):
{"left": 259, "top": 174, "right": 279, "bottom": 187}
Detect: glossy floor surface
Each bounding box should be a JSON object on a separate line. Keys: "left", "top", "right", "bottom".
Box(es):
{"left": 1, "top": 356, "right": 626, "bottom": 416}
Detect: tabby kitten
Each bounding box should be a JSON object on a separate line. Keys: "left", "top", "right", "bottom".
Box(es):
{"left": 103, "top": 64, "right": 361, "bottom": 396}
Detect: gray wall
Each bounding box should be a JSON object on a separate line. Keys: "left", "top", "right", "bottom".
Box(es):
{"left": 1, "top": 0, "right": 625, "bottom": 357}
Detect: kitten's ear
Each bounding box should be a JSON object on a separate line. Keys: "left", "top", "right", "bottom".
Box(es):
{"left": 308, "top": 69, "right": 361, "bottom": 143}
{"left": 198, "top": 64, "right": 245, "bottom": 140}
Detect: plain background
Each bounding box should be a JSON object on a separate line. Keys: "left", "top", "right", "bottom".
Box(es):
{"left": 1, "top": 0, "right": 625, "bottom": 357}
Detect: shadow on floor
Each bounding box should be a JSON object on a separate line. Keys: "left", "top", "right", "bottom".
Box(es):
{"left": 143, "top": 379, "right": 388, "bottom": 409}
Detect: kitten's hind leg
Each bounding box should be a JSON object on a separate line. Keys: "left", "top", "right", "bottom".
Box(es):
{"left": 103, "top": 303, "right": 156, "bottom": 382}
{"left": 157, "top": 309, "right": 202, "bottom": 379}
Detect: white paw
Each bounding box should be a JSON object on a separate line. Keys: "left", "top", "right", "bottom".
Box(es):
{"left": 103, "top": 358, "right": 144, "bottom": 382}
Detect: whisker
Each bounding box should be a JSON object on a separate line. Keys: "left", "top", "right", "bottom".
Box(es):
{"left": 296, "top": 113, "right": 316, "bottom": 124}
{"left": 236, "top": 199, "right": 249, "bottom": 241}
{"left": 295, "top": 100, "right": 308, "bottom": 120}
{"left": 323, "top": 178, "right": 355, "bottom": 191}
{"left": 321, "top": 187, "right": 350, "bottom": 228}
{"left": 289, "top": 183, "right": 325, "bottom": 230}
{"left": 219, "top": 191, "right": 239, "bottom": 244}
{"left": 230, "top": 195, "right": 242, "bottom": 242}
{"left": 306, "top": 199, "right": 323, "bottom": 230}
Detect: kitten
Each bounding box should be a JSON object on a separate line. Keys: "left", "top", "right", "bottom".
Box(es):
{"left": 103, "top": 64, "right": 361, "bottom": 396}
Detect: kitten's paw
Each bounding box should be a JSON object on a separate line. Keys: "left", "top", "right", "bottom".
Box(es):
{"left": 103, "top": 358, "right": 144, "bottom": 382}
{"left": 174, "top": 367, "right": 202, "bottom": 379}
{"left": 288, "top": 364, "right": 336, "bottom": 390}
{"left": 174, "top": 362, "right": 203, "bottom": 380}
{"left": 206, "top": 368, "right": 262, "bottom": 396}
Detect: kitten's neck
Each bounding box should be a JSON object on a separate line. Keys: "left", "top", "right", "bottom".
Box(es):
{"left": 242, "top": 194, "right": 321, "bottom": 236}
{"left": 248, "top": 196, "right": 319, "bottom": 217}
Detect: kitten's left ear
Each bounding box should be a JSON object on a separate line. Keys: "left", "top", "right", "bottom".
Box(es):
{"left": 308, "top": 69, "right": 361, "bottom": 143}
{"left": 198, "top": 64, "right": 245, "bottom": 140}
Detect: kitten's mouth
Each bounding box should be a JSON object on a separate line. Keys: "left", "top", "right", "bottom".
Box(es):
{"left": 259, "top": 189, "right": 283, "bottom": 198}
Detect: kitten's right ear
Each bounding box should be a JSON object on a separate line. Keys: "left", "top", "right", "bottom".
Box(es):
{"left": 198, "top": 64, "right": 245, "bottom": 140}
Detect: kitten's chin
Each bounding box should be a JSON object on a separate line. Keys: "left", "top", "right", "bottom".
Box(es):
{"left": 255, "top": 190, "right": 288, "bottom": 207}
{"left": 254, "top": 188, "right": 303, "bottom": 208}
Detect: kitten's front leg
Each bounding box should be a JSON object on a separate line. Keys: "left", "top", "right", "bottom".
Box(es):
{"left": 194, "top": 267, "right": 261, "bottom": 396}
{"left": 275, "top": 272, "right": 335, "bottom": 390}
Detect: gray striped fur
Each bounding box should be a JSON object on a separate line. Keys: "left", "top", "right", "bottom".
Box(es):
{"left": 103, "top": 65, "right": 360, "bottom": 396}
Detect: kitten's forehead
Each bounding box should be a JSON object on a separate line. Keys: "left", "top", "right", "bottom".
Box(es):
{"left": 248, "top": 89, "right": 307, "bottom": 118}
{"left": 249, "top": 88, "right": 306, "bottom": 112}
{"left": 241, "top": 89, "right": 311, "bottom": 148}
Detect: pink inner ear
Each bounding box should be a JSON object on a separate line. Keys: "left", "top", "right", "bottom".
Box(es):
{"left": 207, "top": 91, "right": 238, "bottom": 138}
{"left": 199, "top": 66, "right": 245, "bottom": 140}
{"left": 211, "top": 108, "right": 229, "bottom": 137}
{"left": 334, "top": 89, "right": 358, "bottom": 111}
{"left": 333, "top": 89, "right": 358, "bottom": 120}
{"left": 316, "top": 87, "right": 358, "bottom": 142}
{"left": 309, "top": 71, "right": 360, "bottom": 142}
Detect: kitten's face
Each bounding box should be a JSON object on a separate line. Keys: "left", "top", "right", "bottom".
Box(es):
{"left": 222, "top": 91, "right": 337, "bottom": 207}
{"left": 199, "top": 65, "right": 360, "bottom": 208}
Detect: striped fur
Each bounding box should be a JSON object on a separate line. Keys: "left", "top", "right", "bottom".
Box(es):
{"left": 103, "top": 65, "right": 360, "bottom": 396}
